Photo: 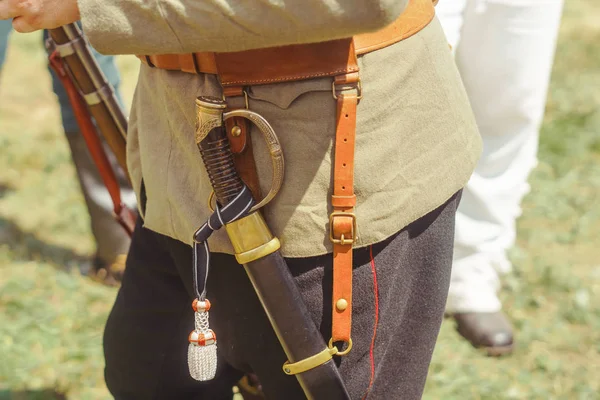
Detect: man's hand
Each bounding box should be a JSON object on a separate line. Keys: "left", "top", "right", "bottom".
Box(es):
{"left": 0, "top": 0, "right": 80, "bottom": 33}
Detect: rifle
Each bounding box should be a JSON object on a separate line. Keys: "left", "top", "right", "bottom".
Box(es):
{"left": 45, "top": 24, "right": 135, "bottom": 236}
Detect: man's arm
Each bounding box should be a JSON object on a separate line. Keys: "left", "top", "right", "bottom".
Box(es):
{"left": 79, "top": 0, "right": 408, "bottom": 55}
{"left": 0, "top": 0, "right": 80, "bottom": 32}
{"left": 0, "top": 0, "right": 408, "bottom": 54}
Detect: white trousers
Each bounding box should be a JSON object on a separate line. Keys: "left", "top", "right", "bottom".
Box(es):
{"left": 436, "top": 0, "right": 564, "bottom": 313}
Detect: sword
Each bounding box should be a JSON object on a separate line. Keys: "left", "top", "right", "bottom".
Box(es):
{"left": 193, "top": 96, "right": 350, "bottom": 399}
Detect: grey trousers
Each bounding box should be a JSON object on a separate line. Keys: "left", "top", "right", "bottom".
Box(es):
{"left": 104, "top": 191, "right": 461, "bottom": 399}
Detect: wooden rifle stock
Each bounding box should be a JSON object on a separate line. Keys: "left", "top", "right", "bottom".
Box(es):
{"left": 47, "top": 24, "right": 135, "bottom": 235}
{"left": 47, "top": 24, "right": 129, "bottom": 178}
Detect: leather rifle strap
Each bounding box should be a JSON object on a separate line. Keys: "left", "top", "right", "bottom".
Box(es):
{"left": 224, "top": 87, "right": 263, "bottom": 201}
{"left": 49, "top": 51, "right": 136, "bottom": 237}
{"left": 330, "top": 72, "right": 359, "bottom": 345}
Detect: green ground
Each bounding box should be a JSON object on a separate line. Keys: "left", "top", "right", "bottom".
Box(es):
{"left": 1, "top": 1, "right": 599, "bottom": 399}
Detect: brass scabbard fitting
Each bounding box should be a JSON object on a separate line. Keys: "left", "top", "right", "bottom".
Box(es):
{"left": 225, "top": 212, "right": 281, "bottom": 264}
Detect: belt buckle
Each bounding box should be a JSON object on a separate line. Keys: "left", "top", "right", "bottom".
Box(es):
{"left": 329, "top": 211, "right": 357, "bottom": 246}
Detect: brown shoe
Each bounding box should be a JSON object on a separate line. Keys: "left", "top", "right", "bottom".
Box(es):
{"left": 88, "top": 254, "right": 127, "bottom": 287}
{"left": 453, "top": 312, "right": 514, "bottom": 356}
{"left": 236, "top": 373, "right": 265, "bottom": 400}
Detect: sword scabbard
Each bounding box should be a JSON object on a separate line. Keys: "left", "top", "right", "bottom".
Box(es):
{"left": 195, "top": 96, "right": 350, "bottom": 399}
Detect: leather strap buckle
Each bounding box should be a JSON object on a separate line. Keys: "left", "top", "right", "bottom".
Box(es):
{"left": 332, "top": 79, "right": 362, "bottom": 101}
{"left": 329, "top": 211, "right": 357, "bottom": 245}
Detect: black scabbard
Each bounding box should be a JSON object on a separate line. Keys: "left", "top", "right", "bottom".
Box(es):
{"left": 245, "top": 254, "right": 349, "bottom": 399}
{"left": 196, "top": 97, "right": 349, "bottom": 399}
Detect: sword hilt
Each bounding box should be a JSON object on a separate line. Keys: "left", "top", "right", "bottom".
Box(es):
{"left": 195, "top": 96, "right": 284, "bottom": 211}
{"left": 195, "top": 96, "right": 244, "bottom": 206}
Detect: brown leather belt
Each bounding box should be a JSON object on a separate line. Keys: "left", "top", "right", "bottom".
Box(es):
{"left": 138, "top": 0, "right": 435, "bottom": 87}
{"left": 139, "top": 0, "right": 436, "bottom": 356}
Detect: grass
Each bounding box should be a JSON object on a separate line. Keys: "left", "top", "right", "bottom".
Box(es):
{"left": 1, "top": 1, "right": 599, "bottom": 398}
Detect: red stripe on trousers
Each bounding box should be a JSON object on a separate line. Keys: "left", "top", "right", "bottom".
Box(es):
{"left": 362, "top": 245, "right": 380, "bottom": 400}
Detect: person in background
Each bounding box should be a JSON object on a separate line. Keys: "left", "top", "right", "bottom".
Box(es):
{"left": 0, "top": 19, "right": 135, "bottom": 286}
{"left": 436, "top": 0, "right": 564, "bottom": 355}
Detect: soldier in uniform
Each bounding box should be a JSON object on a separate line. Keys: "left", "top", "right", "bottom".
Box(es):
{"left": 1, "top": 0, "right": 482, "bottom": 398}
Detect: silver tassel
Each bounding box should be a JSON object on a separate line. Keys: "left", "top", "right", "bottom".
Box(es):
{"left": 188, "top": 299, "right": 218, "bottom": 381}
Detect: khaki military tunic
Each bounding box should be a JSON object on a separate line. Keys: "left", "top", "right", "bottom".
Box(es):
{"left": 79, "top": 0, "right": 481, "bottom": 257}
